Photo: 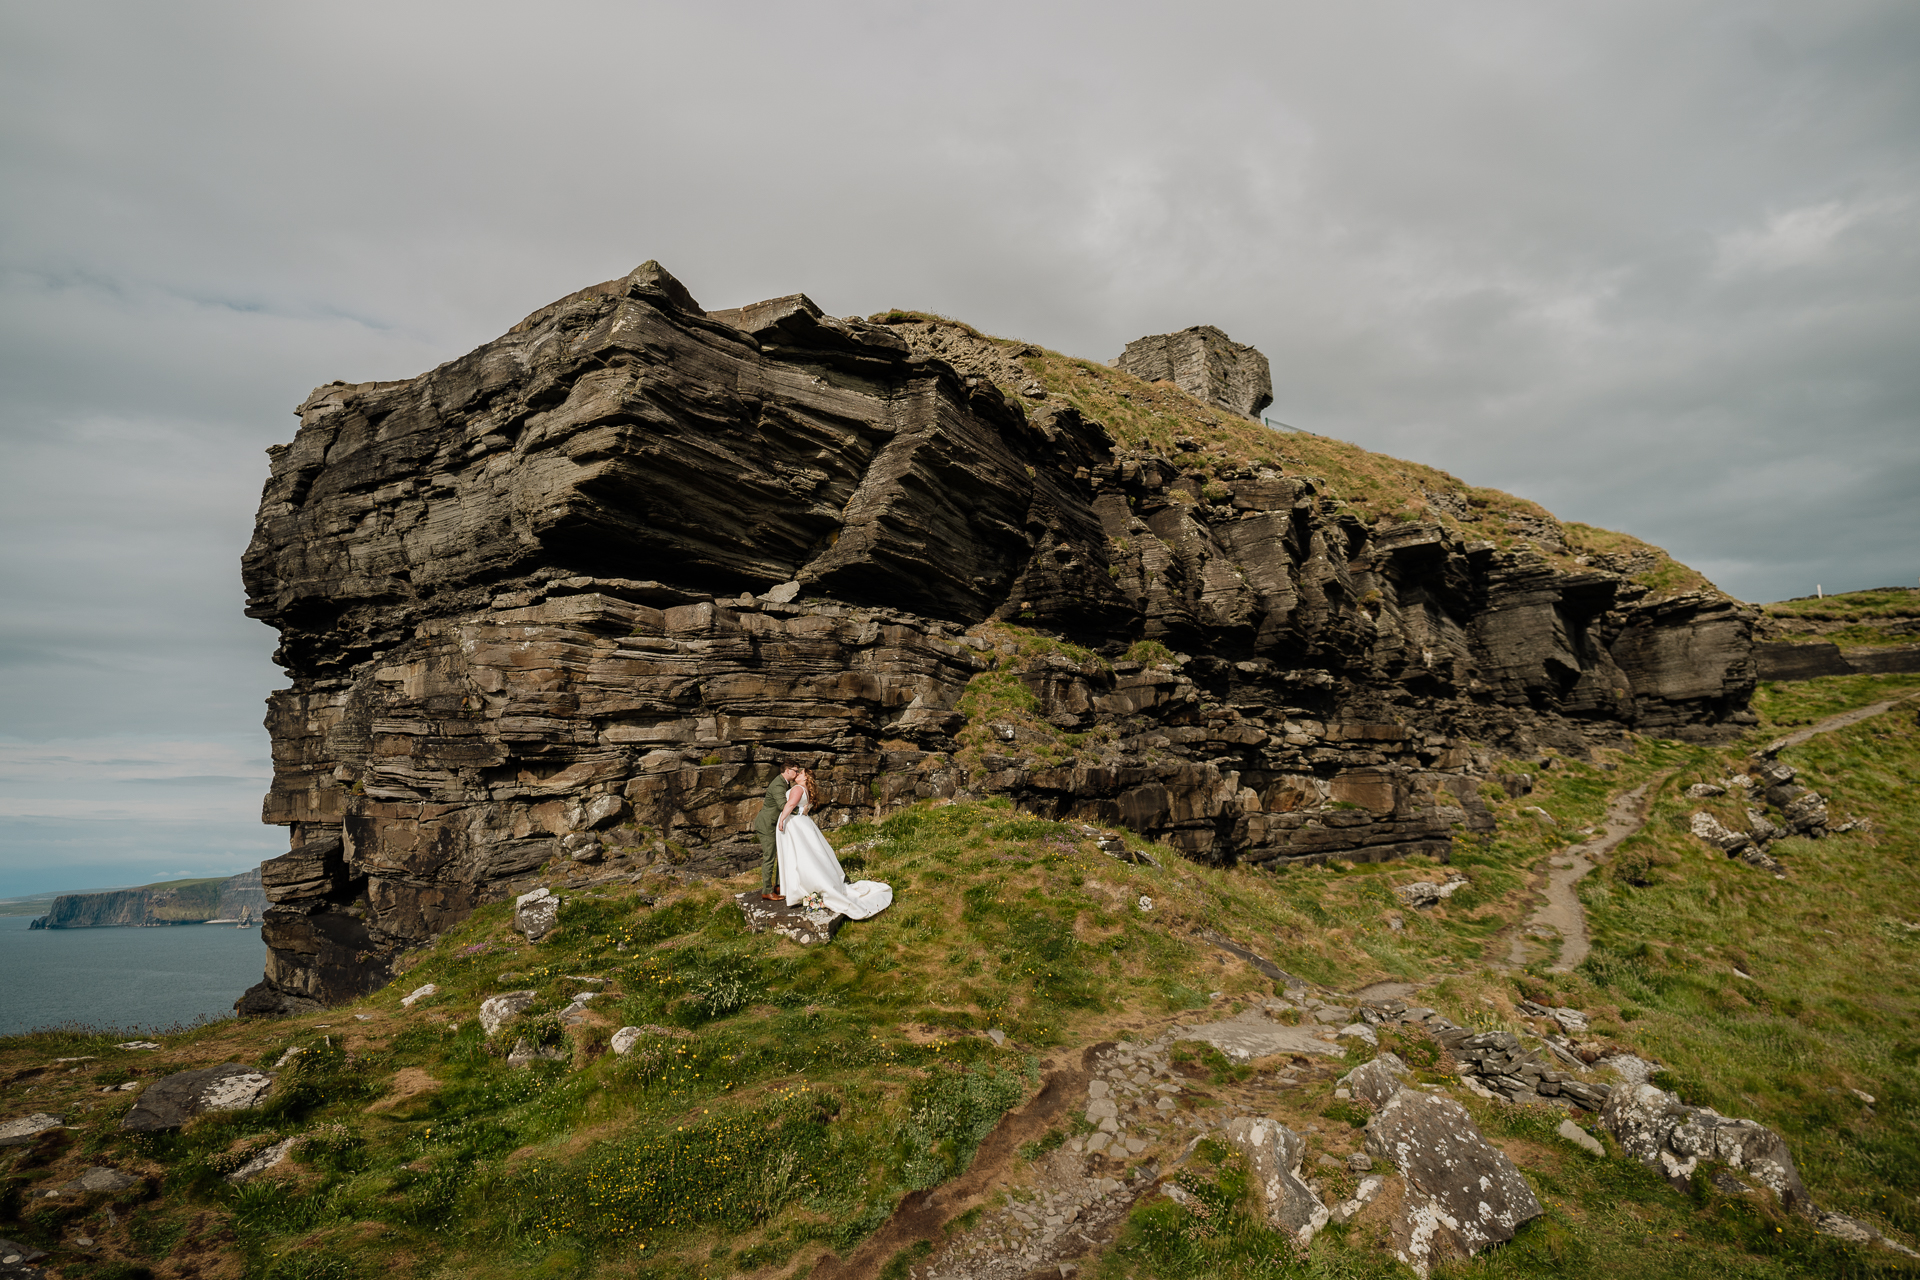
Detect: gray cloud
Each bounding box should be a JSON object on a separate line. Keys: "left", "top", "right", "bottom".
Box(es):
{"left": 2, "top": 0, "right": 1914, "bottom": 893}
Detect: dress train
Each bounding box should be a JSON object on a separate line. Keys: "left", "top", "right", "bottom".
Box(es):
{"left": 776, "top": 794, "right": 892, "bottom": 920}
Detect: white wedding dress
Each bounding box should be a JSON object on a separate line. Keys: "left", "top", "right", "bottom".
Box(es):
{"left": 777, "top": 788, "right": 893, "bottom": 920}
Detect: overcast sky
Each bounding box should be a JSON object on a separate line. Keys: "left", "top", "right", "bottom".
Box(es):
{"left": 1, "top": 0, "right": 1914, "bottom": 896}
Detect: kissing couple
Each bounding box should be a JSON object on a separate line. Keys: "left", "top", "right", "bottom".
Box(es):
{"left": 753, "top": 764, "right": 893, "bottom": 919}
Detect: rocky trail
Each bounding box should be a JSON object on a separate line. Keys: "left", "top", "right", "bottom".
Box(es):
{"left": 1508, "top": 689, "right": 1920, "bottom": 974}
{"left": 889, "top": 989, "right": 1652, "bottom": 1278}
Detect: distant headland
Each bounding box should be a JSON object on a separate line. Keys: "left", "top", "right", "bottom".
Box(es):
{"left": 26, "top": 869, "right": 266, "bottom": 929}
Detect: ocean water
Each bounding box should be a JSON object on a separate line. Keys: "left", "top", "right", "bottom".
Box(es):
{"left": 0, "top": 914, "right": 268, "bottom": 1037}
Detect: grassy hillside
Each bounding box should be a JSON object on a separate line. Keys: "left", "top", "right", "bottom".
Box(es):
{"left": 871, "top": 311, "right": 1717, "bottom": 603}
{"left": 4, "top": 667, "right": 1917, "bottom": 1278}
{"left": 1760, "top": 587, "right": 1920, "bottom": 648}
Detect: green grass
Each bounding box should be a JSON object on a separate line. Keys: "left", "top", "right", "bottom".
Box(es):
{"left": 867, "top": 312, "right": 1715, "bottom": 603}
{"left": 1761, "top": 587, "right": 1920, "bottom": 647}
{"left": 5, "top": 675, "right": 1918, "bottom": 1277}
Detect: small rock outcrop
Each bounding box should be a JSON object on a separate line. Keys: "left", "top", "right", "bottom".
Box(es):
{"left": 479, "top": 989, "right": 538, "bottom": 1036}
{"left": 225, "top": 1138, "right": 297, "bottom": 1184}
{"left": 1220, "top": 1117, "right": 1328, "bottom": 1247}
{"left": 732, "top": 890, "right": 845, "bottom": 945}
{"left": 1115, "top": 325, "right": 1274, "bottom": 420}
{"left": 1433, "top": 1026, "right": 1611, "bottom": 1109}
{"left": 54, "top": 1167, "right": 141, "bottom": 1194}
{"left": 0, "top": 1115, "right": 64, "bottom": 1148}
{"left": 1600, "top": 1082, "right": 1813, "bottom": 1216}
{"left": 1365, "top": 1090, "right": 1544, "bottom": 1276}
{"left": 121, "top": 1065, "right": 274, "bottom": 1133}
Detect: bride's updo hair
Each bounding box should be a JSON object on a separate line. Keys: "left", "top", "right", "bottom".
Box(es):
{"left": 792, "top": 767, "right": 817, "bottom": 799}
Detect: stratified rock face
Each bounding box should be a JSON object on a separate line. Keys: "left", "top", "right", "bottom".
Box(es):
{"left": 1116, "top": 325, "right": 1273, "bottom": 419}
{"left": 239, "top": 261, "right": 1759, "bottom": 1008}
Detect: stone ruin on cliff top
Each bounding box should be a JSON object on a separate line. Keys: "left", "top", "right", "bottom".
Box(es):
{"left": 235, "top": 260, "right": 1756, "bottom": 1014}
{"left": 1115, "top": 324, "right": 1274, "bottom": 421}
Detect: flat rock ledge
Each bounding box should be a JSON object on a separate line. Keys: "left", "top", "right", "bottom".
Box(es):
{"left": 121, "top": 1064, "right": 274, "bottom": 1133}
{"left": 1366, "top": 1089, "right": 1544, "bottom": 1277}
{"left": 732, "top": 891, "right": 845, "bottom": 945}
{"left": 0, "top": 1115, "right": 66, "bottom": 1149}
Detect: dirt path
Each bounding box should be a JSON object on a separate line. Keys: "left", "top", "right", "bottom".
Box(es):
{"left": 1506, "top": 690, "right": 1920, "bottom": 973}
{"left": 1507, "top": 781, "right": 1656, "bottom": 973}
{"left": 1765, "top": 691, "right": 1920, "bottom": 753}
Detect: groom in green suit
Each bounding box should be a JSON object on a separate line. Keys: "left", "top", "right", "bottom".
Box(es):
{"left": 754, "top": 765, "right": 798, "bottom": 901}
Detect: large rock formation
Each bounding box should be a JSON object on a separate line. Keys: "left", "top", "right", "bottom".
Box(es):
{"left": 237, "top": 261, "right": 1759, "bottom": 1010}
{"left": 1116, "top": 325, "right": 1273, "bottom": 420}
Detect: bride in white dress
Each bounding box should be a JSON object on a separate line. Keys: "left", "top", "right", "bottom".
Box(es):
{"left": 776, "top": 767, "right": 893, "bottom": 920}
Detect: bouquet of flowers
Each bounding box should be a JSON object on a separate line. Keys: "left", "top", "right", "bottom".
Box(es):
{"left": 798, "top": 890, "right": 827, "bottom": 913}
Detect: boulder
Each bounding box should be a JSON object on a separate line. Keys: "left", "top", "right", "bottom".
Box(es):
{"left": 1689, "top": 811, "right": 1750, "bottom": 854}
{"left": 121, "top": 1065, "right": 274, "bottom": 1133}
{"left": 609, "top": 1026, "right": 645, "bottom": 1055}
{"left": 514, "top": 888, "right": 561, "bottom": 942}
{"left": 1600, "top": 1083, "right": 1812, "bottom": 1215}
{"left": 1338, "top": 1052, "right": 1411, "bottom": 1109}
{"left": 1394, "top": 875, "right": 1471, "bottom": 908}
{"left": 581, "top": 795, "right": 625, "bottom": 829}
{"left": 732, "top": 890, "right": 844, "bottom": 946}
{"left": 1365, "top": 1090, "right": 1544, "bottom": 1276}
{"left": 226, "top": 1138, "right": 297, "bottom": 1184}
{"left": 1220, "top": 1117, "right": 1328, "bottom": 1248}
{"left": 761, "top": 580, "right": 803, "bottom": 604}
{"left": 479, "top": 989, "right": 538, "bottom": 1037}
{"left": 0, "top": 1114, "right": 64, "bottom": 1147}
{"left": 400, "top": 983, "right": 437, "bottom": 1007}
{"left": 57, "top": 1167, "right": 141, "bottom": 1194}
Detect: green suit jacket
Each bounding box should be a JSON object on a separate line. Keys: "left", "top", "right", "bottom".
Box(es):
{"left": 753, "top": 777, "right": 790, "bottom": 836}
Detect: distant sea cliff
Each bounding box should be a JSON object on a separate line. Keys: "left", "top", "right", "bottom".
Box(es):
{"left": 28, "top": 869, "right": 266, "bottom": 929}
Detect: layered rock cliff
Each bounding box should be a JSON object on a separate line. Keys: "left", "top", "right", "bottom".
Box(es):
{"left": 237, "top": 261, "right": 1757, "bottom": 1012}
